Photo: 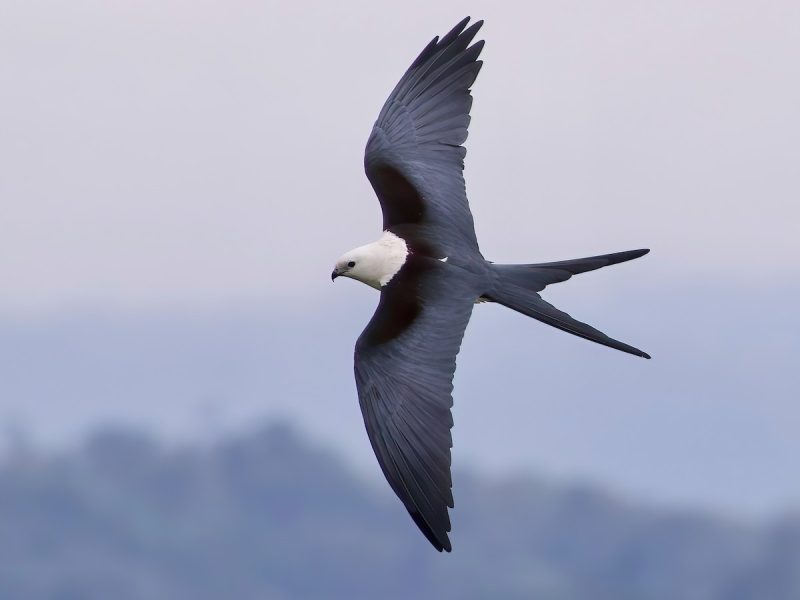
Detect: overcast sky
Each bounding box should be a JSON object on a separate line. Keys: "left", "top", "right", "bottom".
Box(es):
{"left": 2, "top": 0, "right": 798, "bottom": 311}
{"left": 2, "top": 1, "right": 799, "bottom": 516}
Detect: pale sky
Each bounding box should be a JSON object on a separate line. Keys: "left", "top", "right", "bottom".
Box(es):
{"left": 1, "top": 0, "right": 799, "bottom": 516}
{"left": 1, "top": 0, "right": 798, "bottom": 312}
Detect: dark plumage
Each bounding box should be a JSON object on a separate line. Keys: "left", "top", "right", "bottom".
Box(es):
{"left": 334, "top": 17, "right": 650, "bottom": 552}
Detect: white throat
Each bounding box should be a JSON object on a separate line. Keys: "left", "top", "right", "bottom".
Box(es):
{"left": 351, "top": 231, "right": 409, "bottom": 290}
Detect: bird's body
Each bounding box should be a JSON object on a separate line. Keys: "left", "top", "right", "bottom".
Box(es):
{"left": 332, "top": 17, "right": 650, "bottom": 552}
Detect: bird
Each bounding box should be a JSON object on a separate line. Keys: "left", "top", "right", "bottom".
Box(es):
{"left": 331, "top": 17, "right": 650, "bottom": 552}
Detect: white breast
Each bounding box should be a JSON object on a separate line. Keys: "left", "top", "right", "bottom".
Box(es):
{"left": 376, "top": 231, "right": 409, "bottom": 286}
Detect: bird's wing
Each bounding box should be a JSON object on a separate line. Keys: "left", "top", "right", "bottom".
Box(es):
{"left": 354, "top": 256, "right": 478, "bottom": 552}
{"left": 364, "top": 17, "right": 484, "bottom": 256}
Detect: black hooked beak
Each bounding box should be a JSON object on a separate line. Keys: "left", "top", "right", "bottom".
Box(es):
{"left": 331, "top": 268, "right": 339, "bottom": 281}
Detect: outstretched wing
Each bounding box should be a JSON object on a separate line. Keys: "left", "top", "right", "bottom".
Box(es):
{"left": 364, "top": 17, "right": 484, "bottom": 256}
{"left": 354, "top": 257, "right": 478, "bottom": 551}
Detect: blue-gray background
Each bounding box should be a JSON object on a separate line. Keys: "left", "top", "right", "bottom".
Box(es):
{"left": 1, "top": 1, "right": 799, "bottom": 597}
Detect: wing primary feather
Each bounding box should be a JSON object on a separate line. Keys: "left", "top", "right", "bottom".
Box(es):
{"left": 407, "top": 15, "right": 470, "bottom": 71}
{"left": 362, "top": 383, "right": 454, "bottom": 543}
{"left": 381, "top": 19, "right": 482, "bottom": 122}
{"left": 392, "top": 409, "right": 454, "bottom": 504}
{"left": 407, "top": 41, "right": 485, "bottom": 107}
{"left": 381, "top": 419, "right": 451, "bottom": 540}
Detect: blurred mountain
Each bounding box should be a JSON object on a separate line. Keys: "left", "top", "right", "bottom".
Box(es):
{"left": 0, "top": 422, "right": 798, "bottom": 599}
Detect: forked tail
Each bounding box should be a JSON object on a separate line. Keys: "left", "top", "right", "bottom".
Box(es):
{"left": 486, "top": 249, "right": 651, "bottom": 359}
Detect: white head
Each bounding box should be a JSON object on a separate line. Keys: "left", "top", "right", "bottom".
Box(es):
{"left": 331, "top": 231, "right": 408, "bottom": 291}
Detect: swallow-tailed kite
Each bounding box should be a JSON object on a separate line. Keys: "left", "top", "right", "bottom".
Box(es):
{"left": 331, "top": 17, "right": 650, "bottom": 552}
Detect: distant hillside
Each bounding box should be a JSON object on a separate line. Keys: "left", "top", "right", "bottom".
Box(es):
{"left": 0, "top": 422, "right": 797, "bottom": 600}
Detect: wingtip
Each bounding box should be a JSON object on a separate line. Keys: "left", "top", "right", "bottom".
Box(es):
{"left": 442, "top": 16, "right": 472, "bottom": 44}
{"left": 411, "top": 509, "right": 452, "bottom": 552}
{"left": 451, "top": 16, "right": 484, "bottom": 40}
{"left": 462, "top": 18, "right": 484, "bottom": 40}
{"left": 436, "top": 537, "right": 453, "bottom": 552}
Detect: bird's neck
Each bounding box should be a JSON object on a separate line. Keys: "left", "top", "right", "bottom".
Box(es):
{"left": 358, "top": 231, "right": 409, "bottom": 289}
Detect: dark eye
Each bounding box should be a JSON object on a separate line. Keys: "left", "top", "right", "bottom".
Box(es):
{"left": 347, "top": 261, "right": 356, "bottom": 268}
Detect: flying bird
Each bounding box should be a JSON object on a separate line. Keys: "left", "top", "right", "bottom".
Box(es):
{"left": 331, "top": 17, "right": 650, "bottom": 552}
